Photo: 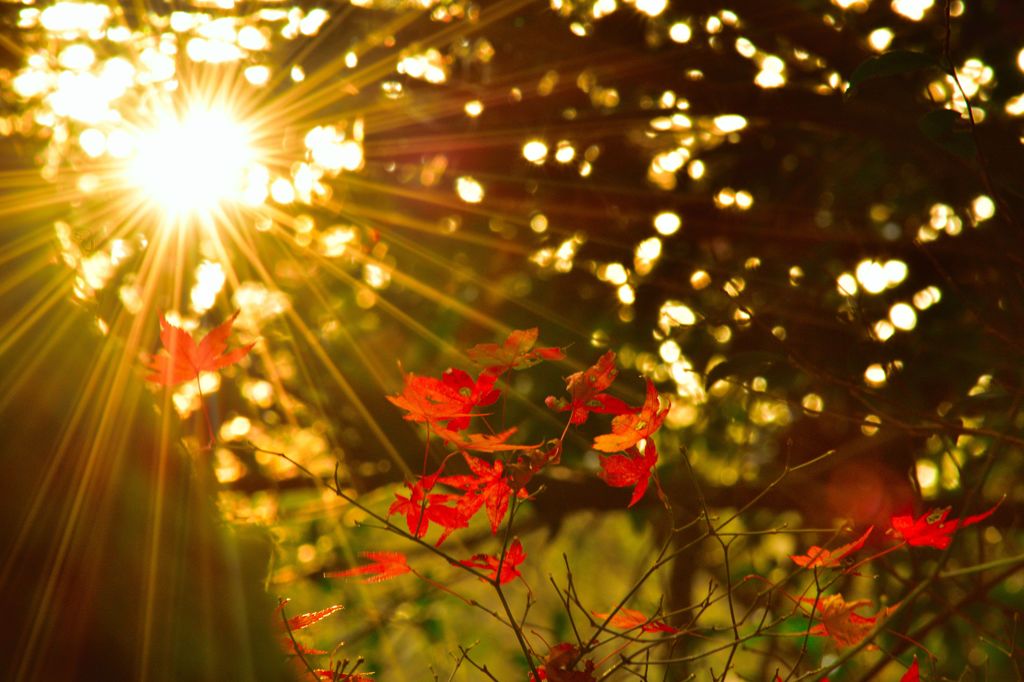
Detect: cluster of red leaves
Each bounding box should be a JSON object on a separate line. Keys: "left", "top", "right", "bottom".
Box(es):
{"left": 458, "top": 538, "right": 526, "bottom": 585}
{"left": 790, "top": 502, "right": 1001, "bottom": 574}
{"left": 145, "top": 311, "right": 254, "bottom": 386}
{"left": 786, "top": 503, "right": 1000, "bottom": 656}
{"left": 530, "top": 643, "right": 596, "bottom": 682}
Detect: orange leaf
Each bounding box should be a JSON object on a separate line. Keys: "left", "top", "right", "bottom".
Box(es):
{"left": 592, "top": 379, "right": 668, "bottom": 453}
{"left": 326, "top": 551, "right": 411, "bottom": 583}
{"left": 802, "top": 594, "right": 890, "bottom": 649}
{"left": 145, "top": 311, "right": 254, "bottom": 386}
{"left": 790, "top": 527, "right": 873, "bottom": 569}
{"left": 592, "top": 607, "right": 679, "bottom": 634}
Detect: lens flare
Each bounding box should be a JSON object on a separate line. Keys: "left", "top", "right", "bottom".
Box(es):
{"left": 128, "top": 106, "right": 257, "bottom": 217}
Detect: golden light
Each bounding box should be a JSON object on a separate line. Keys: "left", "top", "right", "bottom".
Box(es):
{"left": 128, "top": 105, "right": 259, "bottom": 218}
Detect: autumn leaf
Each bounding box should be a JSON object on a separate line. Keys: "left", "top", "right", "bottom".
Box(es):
{"left": 901, "top": 656, "right": 919, "bottom": 682}
{"left": 314, "top": 671, "right": 374, "bottom": 681}
{"left": 545, "top": 351, "right": 637, "bottom": 425}
{"left": 458, "top": 537, "right": 526, "bottom": 585}
{"left": 386, "top": 368, "right": 499, "bottom": 431}
{"left": 597, "top": 437, "right": 662, "bottom": 507}
{"left": 592, "top": 379, "right": 668, "bottom": 453}
{"left": 530, "top": 643, "right": 597, "bottom": 682}
{"left": 467, "top": 327, "right": 564, "bottom": 377}
{"left": 592, "top": 607, "right": 679, "bottom": 634}
{"left": 890, "top": 502, "right": 999, "bottom": 549}
{"left": 433, "top": 426, "right": 536, "bottom": 453}
{"left": 388, "top": 479, "right": 468, "bottom": 545}
{"left": 285, "top": 604, "right": 344, "bottom": 631}
{"left": 145, "top": 311, "right": 254, "bottom": 386}
{"left": 277, "top": 601, "right": 343, "bottom": 656}
{"left": 802, "top": 594, "right": 891, "bottom": 649}
{"left": 325, "top": 551, "right": 411, "bottom": 583}
{"left": 440, "top": 453, "right": 528, "bottom": 534}
{"left": 790, "top": 527, "right": 873, "bottom": 569}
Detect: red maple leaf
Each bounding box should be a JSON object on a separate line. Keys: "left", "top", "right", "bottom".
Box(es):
{"left": 530, "top": 643, "right": 597, "bottom": 682}
{"left": 466, "top": 327, "right": 564, "bottom": 377}
{"left": 440, "top": 454, "right": 528, "bottom": 533}
{"left": 790, "top": 527, "right": 873, "bottom": 569}
{"left": 276, "top": 601, "right": 343, "bottom": 656}
{"left": 325, "top": 551, "right": 411, "bottom": 583}
{"left": 890, "top": 503, "right": 999, "bottom": 549}
{"left": 458, "top": 538, "right": 526, "bottom": 585}
{"left": 802, "top": 594, "right": 892, "bottom": 649}
{"left": 593, "top": 379, "right": 668, "bottom": 453}
{"left": 314, "top": 672, "right": 374, "bottom": 681}
{"left": 597, "top": 437, "right": 662, "bottom": 507}
{"left": 145, "top": 311, "right": 254, "bottom": 386}
{"left": 901, "top": 657, "right": 919, "bottom": 682}
{"left": 545, "top": 351, "right": 637, "bottom": 425}
{"left": 388, "top": 478, "right": 468, "bottom": 545}
{"left": 591, "top": 607, "right": 679, "bottom": 634}
{"left": 386, "top": 368, "right": 499, "bottom": 431}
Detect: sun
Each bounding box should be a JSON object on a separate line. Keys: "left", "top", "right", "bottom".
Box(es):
{"left": 128, "top": 105, "right": 262, "bottom": 219}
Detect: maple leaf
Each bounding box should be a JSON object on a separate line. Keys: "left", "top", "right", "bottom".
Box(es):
{"left": 593, "top": 379, "right": 668, "bottom": 453}
{"left": 592, "top": 608, "right": 679, "bottom": 634}
{"left": 530, "top": 643, "right": 597, "bottom": 682}
{"left": 803, "top": 594, "right": 891, "bottom": 649}
{"left": 276, "top": 600, "right": 343, "bottom": 656}
{"left": 433, "top": 426, "right": 536, "bottom": 453}
{"left": 386, "top": 368, "right": 499, "bottom": 431}
{"left": 325, "top": 551, "right": 411, "bottom": 583}
{"left": 597, "top": 437, "right": 663, "bottom": 507}
{"left": 388, "top": 479, "right": 468, "bottom": 544}
{"left": 790, "top": 527, "right": 873, "bottom": 569}
{"left": 466, "top": 327, "right": 564, "bottom": 377}
{"left": 314, "top": 672, "right": 374, "bottom": 681}
{"left": 285, "top": 604, "right": 344, "bottom": 631}
{"left": 440, "top": 454, "right": 528, "bottom": 533}
{"left": 545, "top": 351, "right": 637, "bottom": 425}
{"left": 890, "top": 503, "right": 999, "bottom": 549}
{"left": 145, "top": 311, "right": 254, "bottom": 386}
{"left": 458, "top": 538, "right": 526, "bottom": 584}
{"left": 901, "top": 657, "right": 919, "bottom": 682}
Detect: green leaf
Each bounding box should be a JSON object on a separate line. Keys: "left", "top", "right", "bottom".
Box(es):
{"left": 918, "top": 109, "right": 976, "bottom": 159}
{"left": 704, "top": 352, "right": 787, "bottom": 390}
{"left": 845, "top": 50, "right": 941, "bottom": 96}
